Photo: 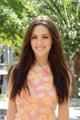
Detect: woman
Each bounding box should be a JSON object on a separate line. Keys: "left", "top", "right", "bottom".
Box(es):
{"left": 6, "top": 15, "right": 72, "bottom": 120}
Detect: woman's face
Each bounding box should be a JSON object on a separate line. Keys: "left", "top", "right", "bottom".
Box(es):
{"left": 31, "top": 25, "right": 52, "bottom": 59}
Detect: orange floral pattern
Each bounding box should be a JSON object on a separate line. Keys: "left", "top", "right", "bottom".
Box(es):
{"left": 15, "top": 65, "right": 58, "bottom": 120}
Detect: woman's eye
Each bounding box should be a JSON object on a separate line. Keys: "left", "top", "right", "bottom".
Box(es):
{"left": 31, "top": 36, "right": 48, "bottom": 40}
{"left": 43, "top": 36, "right": 48, "bottom": 39}
{"left": 31, "top": 36, "right": 37, "bottom": 39}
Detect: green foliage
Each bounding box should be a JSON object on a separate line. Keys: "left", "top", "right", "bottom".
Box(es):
{"left": 0, "top": 92, "right": 8, "bottom": 101}
{"left": 32, "top": 0, "right": 80, "bottom": 58}
{"left": 0, "top": 0, "right": 80, "bottom": 59}
{"left": 0, "top": 0, "right": 37, "bottom": 54}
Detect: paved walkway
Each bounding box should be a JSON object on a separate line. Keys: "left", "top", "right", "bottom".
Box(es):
{"left": 69, "top": 98, "right": 80, "bottom": 120}
{"left": 0, "top": 98, "right": 80, "bottom": 120}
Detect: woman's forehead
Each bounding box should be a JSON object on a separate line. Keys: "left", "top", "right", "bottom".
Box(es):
{"left": 32, "top": 25, "right": 50, "bottom": 34}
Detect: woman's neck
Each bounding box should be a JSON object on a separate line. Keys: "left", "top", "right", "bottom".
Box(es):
{"left": 35, "top": 57, "right": 49, "bottom": 66}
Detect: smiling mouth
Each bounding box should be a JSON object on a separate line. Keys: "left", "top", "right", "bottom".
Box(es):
{"left": 36, "top": 47, "right": 45, "bottom": 51}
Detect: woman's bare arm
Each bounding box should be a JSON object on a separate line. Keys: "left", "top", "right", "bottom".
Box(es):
{"left": 58, "top": 100, "right": 70, "bottom": 120}
{"left": 6, "top": 99, "right": 17, "bottom": 120}
{"left": 6, "top": 67, "right": 17, "bottom": 120}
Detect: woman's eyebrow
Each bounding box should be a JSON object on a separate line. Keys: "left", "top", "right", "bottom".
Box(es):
{"left": 42, "top": 34, "right": 49, "bottom": 35}
{"left": 32, "top": 33, "right": 49, "bottom": 36}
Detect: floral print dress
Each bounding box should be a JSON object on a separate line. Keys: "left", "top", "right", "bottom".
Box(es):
{"left": 15, "top": 65, "right": 58, "bottom": 120}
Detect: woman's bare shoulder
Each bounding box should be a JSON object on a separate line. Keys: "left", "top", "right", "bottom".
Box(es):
{"left": 7, "top": 64, "right": 16, "bottom": 97}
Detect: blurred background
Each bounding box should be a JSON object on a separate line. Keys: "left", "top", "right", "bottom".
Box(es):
{"left": 0, "top": 0, "right": 80, "bottom": 120}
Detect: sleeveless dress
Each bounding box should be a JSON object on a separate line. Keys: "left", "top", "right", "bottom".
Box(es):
{"left": 15, "top": 65, "right": 58, "bottom": 120}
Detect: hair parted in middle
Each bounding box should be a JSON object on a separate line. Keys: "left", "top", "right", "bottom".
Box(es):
{"left": 9, "top": 15, "right": 70, "bottom": 104}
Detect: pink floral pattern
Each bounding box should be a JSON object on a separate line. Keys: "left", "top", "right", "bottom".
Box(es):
{"left": 15, "top": 65, "right": 58, "bottom": 120}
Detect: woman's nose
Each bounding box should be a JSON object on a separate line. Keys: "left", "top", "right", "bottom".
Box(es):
{"left": 37, "top": 38, "right": 42, "bottom": 45}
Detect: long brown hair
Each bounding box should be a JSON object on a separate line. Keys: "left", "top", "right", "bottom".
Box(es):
{"left": 9, "top": 15, "right": 71, "bottom": 104}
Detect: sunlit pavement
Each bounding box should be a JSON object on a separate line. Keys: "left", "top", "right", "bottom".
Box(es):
{"left": 69, "top": 107, "right": 80, "bottom": 120}
{"left": 0, "top": 98, "right": 80, "bottom": 120}
{"left": 69, "top": 98, "right": 80, "bottom": 120}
